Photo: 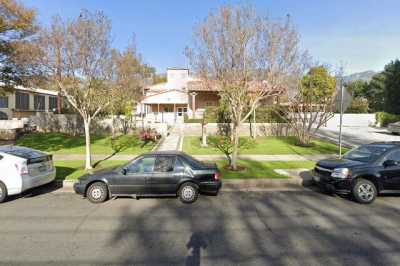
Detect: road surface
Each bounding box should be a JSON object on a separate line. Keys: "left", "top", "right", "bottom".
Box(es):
{"left": 1, "top": 187, "right": 400, "bottom": 265}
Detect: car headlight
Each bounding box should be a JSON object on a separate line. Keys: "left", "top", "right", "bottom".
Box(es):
{"left": 331, "top": 168, "right": 351, "bottom": 179}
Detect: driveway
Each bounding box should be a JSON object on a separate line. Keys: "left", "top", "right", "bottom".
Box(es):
{"left": 317, "top": 126, "right": 400, "bottom": 147}
{"left": 1, "top": 188, "right": 400, "bottom": 265}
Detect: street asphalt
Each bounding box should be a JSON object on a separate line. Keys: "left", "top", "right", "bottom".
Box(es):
{"left": 1, "top": 186, "right": 400, "bottom": 266}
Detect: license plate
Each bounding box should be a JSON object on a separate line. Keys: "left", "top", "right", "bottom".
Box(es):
{"left": 39, "top": 165, "right": 47, "bottom": 172}
{"left": 313, "top": 176, "right": 320, "bottom": 182}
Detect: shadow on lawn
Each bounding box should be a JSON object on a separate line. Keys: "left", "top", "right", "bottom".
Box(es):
{"left": 279, "top": 136, "right": 339, "bottom": 155}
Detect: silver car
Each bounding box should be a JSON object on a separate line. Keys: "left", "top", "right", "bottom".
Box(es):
{"left": 388, "top": 121, "right": 400, "bottom": 135}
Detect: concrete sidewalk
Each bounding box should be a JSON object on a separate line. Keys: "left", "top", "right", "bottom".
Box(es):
{"left": 54, "top": 153, "right": 333, "bottom": 161}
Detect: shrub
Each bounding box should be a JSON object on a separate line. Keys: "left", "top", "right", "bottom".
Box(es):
{"left": 208, "top": 135, "right": 255, "bottom": 166}
{"left": 346, "top": 97, "right": 369, "bottom": 113}
{"left": 252, "top": 106, "right": 288, "bottom": 123}
{"left": 375, "top": 112, "right": 400, "bottom": 127}
{"left": 184, "top": 114, "right": 203, "bottom": 123}
{"left": 139, "top": 129, "right": 161, "bottom": 144}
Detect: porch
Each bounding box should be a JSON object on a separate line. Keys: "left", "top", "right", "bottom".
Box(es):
{"left": 141, "top": 103, "right": 188, "bottom": 124}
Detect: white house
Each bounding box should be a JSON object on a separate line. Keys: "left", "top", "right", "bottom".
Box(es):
{"left": 0, "top": 85, "right": 60, "bottom": 120}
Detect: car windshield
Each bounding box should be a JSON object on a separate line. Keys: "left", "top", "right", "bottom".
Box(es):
{"left": 343, "top": 145, "right": 392, "bottom": 162}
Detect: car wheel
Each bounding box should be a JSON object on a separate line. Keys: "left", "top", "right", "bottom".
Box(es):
{"left": 0, "top": 182, "right": 7, "bottom": 203}
{"left": 178, "top": 183, "right": 199, "bottom": 204}
{"left": 352, "top": 179, "right": 377, "bottom": 204}
{"left": 86, "top": 182, "right": 108, "bottom": 204}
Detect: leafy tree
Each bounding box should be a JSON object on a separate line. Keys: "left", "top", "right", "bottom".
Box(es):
{"left": 383, "top": 59, "right": 400, "bottom": 114}
{"left": 345, "top": 80, "right": 368, "bottom": 98}
{"left": 0, "top": 0, "right": 38, "bottom": 93}
{"left": 364, "top": 73, "right": 385, "bottom": 112}
{"left": 109, "top": 41, "right": 147, "bottom": 136}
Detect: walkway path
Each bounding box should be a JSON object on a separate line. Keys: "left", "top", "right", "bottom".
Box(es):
{"left": 156, "top": 125, "right": 182, "bottom": 151}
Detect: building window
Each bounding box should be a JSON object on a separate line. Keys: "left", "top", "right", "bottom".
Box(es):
{"left": 15, "top": 91, "right": 29, "bottom": 110}
{"left": 34, "top": 94, "right": 45, "bottom": 111}
{"left": 49, "top": 96, "right": 58, "bottom": 111}
{"left": 0, "top": 111, "right": 7, "bottom": 120}
{"left": 0, "top": 96, "right": 8, "bottom": 108}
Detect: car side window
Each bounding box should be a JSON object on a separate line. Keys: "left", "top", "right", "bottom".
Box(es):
{"left": 386, "top": 150, "right": 400, "bottom": 163}
{"left": 127, "top": 157, "right": 155, "bottom": 174}
{"left": 154, "top": 156, "right": 175, "bottom": 172}
{"left": 174, "top": 157, "right": 185, "bottom": 172}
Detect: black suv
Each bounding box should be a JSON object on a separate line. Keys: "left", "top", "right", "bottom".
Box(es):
{"left": 313, "top": 142, "right": 400, "bottom": 204}
{"left": 73, "top": 151, "right": 222, "bottom": 204}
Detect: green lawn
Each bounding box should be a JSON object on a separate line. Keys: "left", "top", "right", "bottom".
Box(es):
{"left": 216, "top": 160, "right": 315, "bottom": 179}
{"left": 183, "top": 136, "right": 347, "bottom": 155}
{"left": 55, "top": 160, "right": 128, "bottom": 181}
{"left": 16, "top": 133, "right": 156, "bottom": 155}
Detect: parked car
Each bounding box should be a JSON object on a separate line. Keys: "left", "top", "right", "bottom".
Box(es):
{"left": 388, "top": 121, "right": 400, "bottom": 135}
{"left": 0, "top": 146, "right": 56, "bottom": 203}
{"left": 313, "top": 142, "right": 400, "bottom": 204}
{"left": 73, "top": 151, "right": 222, "bottom": 204}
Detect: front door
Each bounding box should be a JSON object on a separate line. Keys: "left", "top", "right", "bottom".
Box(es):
{"left": 177, "top": 107, "right": 184, "bottom": 117}
{"left": 146, "top": 155, "right": 182, "bottom": 194}
{"left": 380, "top": 150, "right": 400, "bottom": 190}
{"left": 110, "top": 157, "right": 155, "bottom": 195}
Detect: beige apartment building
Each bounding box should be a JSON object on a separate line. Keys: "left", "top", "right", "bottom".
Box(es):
{"left": 0, "top": 86, "right": 60, "bottom": 120}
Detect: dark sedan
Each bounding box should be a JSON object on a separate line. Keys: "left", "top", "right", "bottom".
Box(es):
{"left": 313, "top": 142, "right": 400, "bottom": 204}
{"left": 73, "top": 151, "right": 222, "bottom": 204}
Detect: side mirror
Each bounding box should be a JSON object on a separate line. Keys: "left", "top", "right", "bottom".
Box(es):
{"left": 122, "top": 168, "right": 127, "bottom": 175}
{"left": 383, "top": 160, "right": 398, "bottom": 167}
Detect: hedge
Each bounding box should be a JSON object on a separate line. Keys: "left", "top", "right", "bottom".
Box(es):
{"left": 201, "top": 106, "right": 287, "bottom": 123}
{"left": 375, "top": 112, "right": 400, "bottom": 127}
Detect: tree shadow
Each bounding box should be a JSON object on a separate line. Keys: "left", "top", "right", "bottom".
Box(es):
{"left": 105, "top": 189, "right": 400, "bottom": 265}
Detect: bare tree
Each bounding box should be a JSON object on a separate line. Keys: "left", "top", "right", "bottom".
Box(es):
{"left": 281, "top": 65, "right": 337, "bottom": 146}
{"left": 37, "top": 10, "right": 113, "bottom": 169}
{"left": 186, "top": 5, "right": 306, "bottom": 170}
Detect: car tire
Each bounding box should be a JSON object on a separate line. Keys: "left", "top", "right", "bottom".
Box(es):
{"left": 352, "top": 178, "right": 377, "bottom": 204}
{"left": 0, "top": 182, "right": 7, "bottom": 203}
{"left": 178, "top": 183, "right": 199, "bottom": 204}
{"left": 86, "top": 182, "right": 108, "bottom": 204}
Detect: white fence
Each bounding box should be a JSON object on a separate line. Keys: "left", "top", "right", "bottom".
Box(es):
{"left": 323, "top": 114, "right": 376, "bottom": 129}
{"left": 0, "top": 120, "right": 24, "bottom": 130}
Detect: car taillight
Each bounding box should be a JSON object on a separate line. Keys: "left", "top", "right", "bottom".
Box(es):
{"left": 214, "top": 172, "right": 220, "bottom": 180}
{"left": 15, "top": 163, "right": 29, "bottom": 176}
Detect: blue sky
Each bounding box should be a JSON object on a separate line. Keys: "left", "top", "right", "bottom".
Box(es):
{"left": 22, "top": 0, "right": 400, "bottom": 74}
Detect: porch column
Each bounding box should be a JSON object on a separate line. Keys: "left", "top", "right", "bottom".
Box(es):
{"left": 190, "top": 92, "right": 198, "bottom": 119}
{"left": 173, "top": 103, "right": 176, "bottom": 121}
{"left": 157, "top": 103, "right": 160, "bottom": 122}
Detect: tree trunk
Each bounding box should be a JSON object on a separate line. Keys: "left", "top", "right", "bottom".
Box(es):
{"left": 201, "top": 123, "right": 208, "bottom": 147}
{"left": 111, "top": 114, "right": 116, "bottom": 138}
{"left": 84, "top": 119, "right": 92, "bottom": 170}
{"left": 230, "top": 123, "right": 239, "bottom": 170}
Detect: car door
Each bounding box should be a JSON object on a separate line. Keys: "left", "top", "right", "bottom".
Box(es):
{"left": 146, "top": 155, "right": 183, "bottom": 194}
{"left": 111, "top": 156, "right": 155, "bottom": 195}
{"left": 380, "top": 150, "right": 400, "bottom": 190}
